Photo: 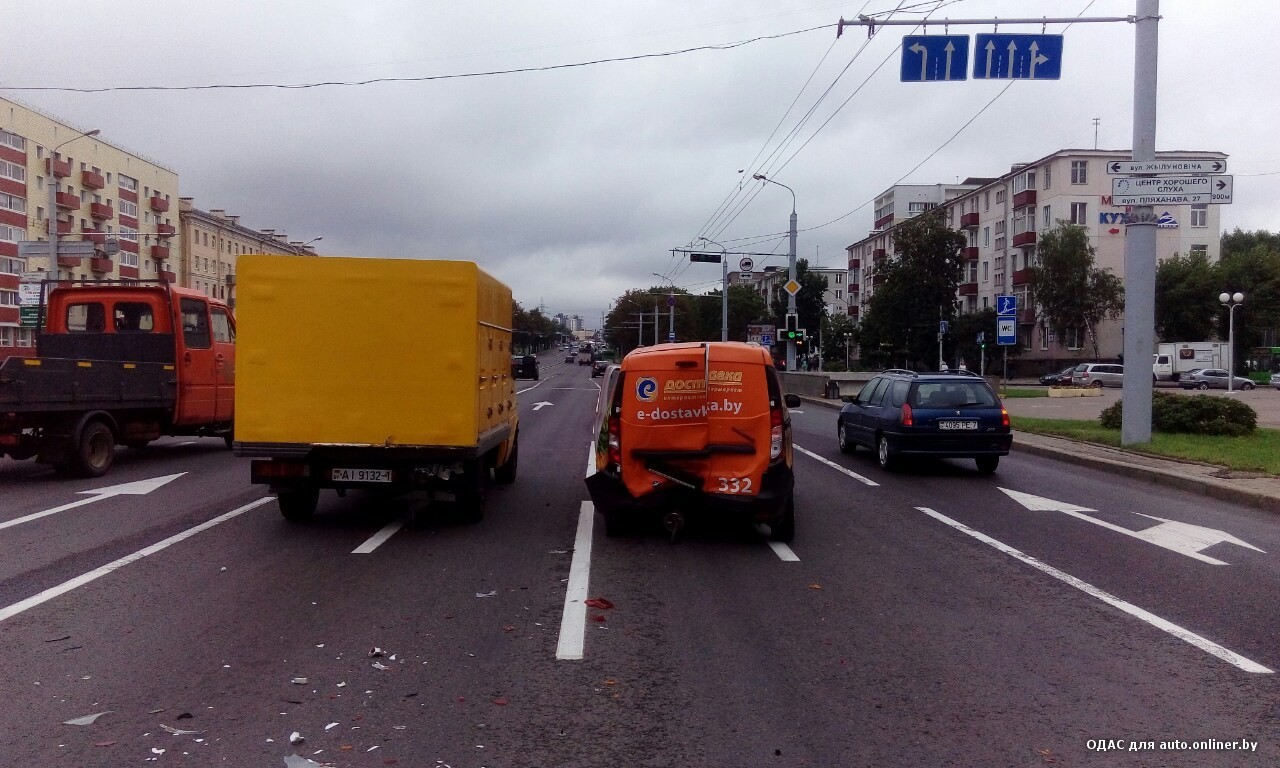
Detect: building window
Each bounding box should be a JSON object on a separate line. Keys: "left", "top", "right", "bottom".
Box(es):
{"left": 0, "top": 192, "right": 25, "bottom": 214}
{"left": 996, "top": 189, "right": 1005, "bottom": 203}
{"left": 0, "top": 289, "right": 18, "bottom": 307}
{"left": 835, "top": 273, "right": 843, "bottom": 284}
{"left": 120, "top": 225, "right": 139, "bottom": 242}
{"left": 836, "top": 290, "right": 843, "bottom": 300}
{"left": 0, "top": 160, "right": 25, "bottom": 183}
{"left": 1012, "top": 171, "right": 1036, "bottom": 193}
{"left": 984, "top": 191, "right": 990, "bottom": 211}
{"left": 1043, "top": 165, "right": 1051, "bottom": 189}
{"left": 1070, "top": 202, "right": 1087, "bottom": 224}
{"left": 1013, "top": 208, "right": 1031, "bottom": 236}
{"left": 1189, "top": 244, "right": 1208, "bottom": 258}
{"left": 1042, "top": 204, "right": 1052, "bottom": 229}
{"left": 982, "top": 261, "right": 989, "bottom": 281}
{"left": 16, "top": 328, "right": 33, "bottom": 347}
{"left": 983, "top": 226, "right": 990, "bottom": 247}
{"left": 1070, "top": 160, "right": 1087, "bottom": 184}
{"left": 120, "top": 249, "right": 139, "bottom": 268}
{"left": 982, "top": 296, "right": 989, "bottom": 310}
{"left": 0, "top": 225, "right": 22, "bottom": 244}
{"left": 119, "top": 174, "right": 138, "bottom": 192}
{"left": 0, "top": 129, "right": 25, "bottom": 152}
{"left": 120, "top": 199, "right": 138, "bottom": 218}
{"left": 908, "top": 202, "right": 928, "bottom": 214}
{"left": 1190, "top": 204, "right": 1207, "bottom": 227}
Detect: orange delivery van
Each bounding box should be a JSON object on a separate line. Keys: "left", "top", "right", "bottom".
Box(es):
{"left": 584, "top": 341, "right": 801, "bottom": 541}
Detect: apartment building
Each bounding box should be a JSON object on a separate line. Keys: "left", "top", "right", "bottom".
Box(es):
{"left": 1, "top": 96, "right": 180, "bottom": 353}
{"left": 871, "top": 181, "right": 988, "bottom": 231}
{"left": 740, "top": 264, "right": 852, "bottom": 318}
{"left": 180, "top": 201, "right": 319, "bottom": 307}
{"left": 848, "top": 148, "right": 1226, "bottom": 371}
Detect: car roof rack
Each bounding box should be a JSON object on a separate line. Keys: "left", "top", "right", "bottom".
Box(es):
{"left": 951, "top": 369, "right": 982, "bottom": 377}
{"left": 881, "top": 368, "right": 917, "bottom": 377}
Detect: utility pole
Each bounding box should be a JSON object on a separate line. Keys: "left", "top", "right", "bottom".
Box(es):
{"left": 654, "top": 300, "right": 660, "bottom": 346}
{"left": 668, "top": 294, "right": 675, "bottom": 343}
{"left": 753, "top": 175, "right": 797, "bottom": 370}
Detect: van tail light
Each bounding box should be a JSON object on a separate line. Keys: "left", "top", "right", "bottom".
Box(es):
{"left": 900, "top": 402, "right": 914, "bottom": 426}
{"left": 769, "top": 400, "right": 784, "bottom": 460}
{"left": 1001, "top": 408, "right": 1010, "bottom": 428}
{"left": 607, "top": 413, "right": 622, "bottom": 469}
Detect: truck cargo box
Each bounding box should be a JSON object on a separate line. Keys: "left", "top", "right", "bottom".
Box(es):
{"left": 235, "top": 256, "right": 515, "bottom": 450}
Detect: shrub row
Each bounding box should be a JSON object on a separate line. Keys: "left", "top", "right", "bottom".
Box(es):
{"left": 1099, "top": 391, "right": 1257, "bottom": 436}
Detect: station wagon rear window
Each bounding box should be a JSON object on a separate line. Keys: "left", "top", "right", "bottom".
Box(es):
{"left": 910, "top": 381, "right": 999, "bottom": 409}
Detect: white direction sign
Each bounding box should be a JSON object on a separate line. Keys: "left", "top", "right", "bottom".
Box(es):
{"left": 1000, "top": 488, "right": 1265, "bottom": 565}
{"left": 1107, "top": 158, "right": 1227, "bottom": 175}
{"left": 1210, "top": 175, "right": 1234, "bottom": 204}
{"left": 1111, "top": 175, "right": 1212, "bottom": 205}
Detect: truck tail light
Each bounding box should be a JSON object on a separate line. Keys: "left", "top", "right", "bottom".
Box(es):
{"left": 900, "top": 402, "right": 914, "bottom": 426}
{"left": 769, "top": 400, "right": 784, "bottom": 460}
{"left": 251, "top": 459, "right": 309, "bottom": 483}
{"left": 607, "top": 414, "right": 621, "bottom": 469}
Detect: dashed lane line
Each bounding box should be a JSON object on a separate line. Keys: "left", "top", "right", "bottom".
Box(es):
{"left": 919, "top": 506, "right": 1273, "bottom": 675}
{"left": 352, "top": 517, "right": 407, "bottom": 554}
{"left": 0, "top": 496, "right": 274, "bottom": 624}
{"left": 556, "top": 500, "right": 596, "bottom": 660}
{"left": 793, "top": 444, "right": 879, "bottom": 486}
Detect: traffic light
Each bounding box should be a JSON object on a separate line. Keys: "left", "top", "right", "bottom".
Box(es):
{"left": 784, "top": 313, "right": 798, "bottom": 335}
{"left": 977, "top": 331, "right": 986, "bottom": 350}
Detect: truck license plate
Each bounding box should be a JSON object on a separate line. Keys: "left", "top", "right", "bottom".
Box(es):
{"left": 331, "top": 468, "right": 393, "bottom": 483}
{"left": 938, "top": 420, "right": 978, "bottom": 431}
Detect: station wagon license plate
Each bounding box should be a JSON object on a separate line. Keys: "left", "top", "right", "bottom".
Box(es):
{"left": 937, "top": 420, "right": 978, "bottom": 431}
{"left": 331, "top": 468, "right": 393, "bottom": 483}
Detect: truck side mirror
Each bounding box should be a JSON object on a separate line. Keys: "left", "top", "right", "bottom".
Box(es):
{"left": 784, "top": 394, "right": 801, "bottom": 408}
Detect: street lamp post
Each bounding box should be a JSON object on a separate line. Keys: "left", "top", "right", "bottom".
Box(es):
{"left": 844, "top": 332, "right": 851, "bottom": 370}
{"left": 1221, "top": 291, "right": 1244, "bottom": 393}
{"left": 651, "top": 272, "right": 677, "bottom": 343}
{"left": 48, "top": 128, "right": 100, "bottom": 273}
{"left": 753, "top": 174, "right": 797, "bottom": 371}
{"left": 696, "top": 238, "right": 730, "bottom": 342}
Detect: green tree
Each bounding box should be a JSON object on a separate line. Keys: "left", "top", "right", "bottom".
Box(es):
{"left": 821, "top": 313, "right": 858, "bottom": 370}
{"left": 1216, "top": 240, "right": 1280, "bottom": 373}
{"left": 1154, "top": 251, "right": 1218, "bottom": 341}
{"left": 948, "top": 308, "right": 999, "bottom": 371}
{"left": 1029, "top": 222, "right": 1124, "bottom": 359}
{"left": 858, "top": 211, "right": 967, "bottom": 369}
{"left": 693, "top": 284, "right": 770, "bottom": 342}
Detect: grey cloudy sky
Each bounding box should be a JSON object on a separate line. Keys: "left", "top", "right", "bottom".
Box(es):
{"left": 6, "top": 1, "right": 1277, "bottom": 326}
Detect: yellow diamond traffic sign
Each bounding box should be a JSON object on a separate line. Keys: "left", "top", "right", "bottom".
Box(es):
{"left": 783, "top": 279, "right": 801, "bottom": 296}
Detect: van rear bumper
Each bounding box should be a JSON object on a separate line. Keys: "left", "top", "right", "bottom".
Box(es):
{"left": 585, "top": 462, "right": 793, "bottom": 525}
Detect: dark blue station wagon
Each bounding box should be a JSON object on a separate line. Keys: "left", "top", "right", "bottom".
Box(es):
{"left": 837, "top": 370, "right": 1012, "bottom": 473}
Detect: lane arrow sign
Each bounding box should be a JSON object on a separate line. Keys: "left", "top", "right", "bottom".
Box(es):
{"left": 999, "top": 488, "right": 1265, "bottom": 565}
{"left": 943, "top": 41, "right": 955, "bottom": 80}
{"left": 909, "top": 42, "right": 928, "bottom": 81}
{"left": 984, "top": 40, "right": 995, "bottom": 78}
{"left": 532, "top": 401, "right": 554, "bottom": 411}
{"left": 0, "top": 473, "right": 187, "bottom": 531}
{"left": 1028, "top": 41, "right": 1048, "bottom": 78}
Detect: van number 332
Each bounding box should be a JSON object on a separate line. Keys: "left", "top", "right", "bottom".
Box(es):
{"left": 716, "top": 477, "right": 753, "bottom": 493}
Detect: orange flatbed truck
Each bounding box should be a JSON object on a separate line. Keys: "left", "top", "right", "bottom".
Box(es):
{"left": 0, "top": 279, "right": 236, "bottom": 477}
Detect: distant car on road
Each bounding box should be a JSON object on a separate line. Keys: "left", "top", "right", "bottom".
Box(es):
{"left": 565, "top": 352, "right": 576, "bottom": 364}
{"left": 836, "top": 369, "right": 1011, "bottom": 473}
{"left": 1039, "top": 366, "right": 1076, "bottom": 386}
{"left": 1178, "top": 368, "right": 1255, "bottom": 390}
{"left": 1071, "top": 362, "right": 1124, "bottom": 388}
{"left": 511, "top": 354, "right": 539, "bottom": 380}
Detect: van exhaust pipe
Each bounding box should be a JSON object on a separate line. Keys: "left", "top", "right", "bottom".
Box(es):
{"left": 662, "top": 510, "right": 686, "bottom": 542}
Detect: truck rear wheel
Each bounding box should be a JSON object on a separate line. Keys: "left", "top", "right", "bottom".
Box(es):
{"left": 74, "top": 421, "right": 116, "bottom": 478}
{"left": 494, "top": 436, "right": 519, "bottom": 485}
{"left": 278, "top": 488, "right": 318, "bottom": 522}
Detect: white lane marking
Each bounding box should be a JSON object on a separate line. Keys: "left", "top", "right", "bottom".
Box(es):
{"left": 351, "top": 518, "right": 406, "bottom": 554}
{"left": 585, "top": 444, "right": 597, "bottom": 478}
{"left": 0, "top": 496, "right": 274, "bottom": 624}
{"left": 532, "top": 401, "right": 554, "bottom": 411}
{"left": 793, "top": 444, "right": 879, "bottom": 487}
{"left": 556, "top": 500, "right": 596, "bottom": 661}
{"left": 918, "top": 506, "right": 1273, "bottom": 674}
{"left": 768, "top": 541, "right": 800, "bottom": 561}
{"left": 174, "top": 441, "right": 198, "bottom": 446}
{"left": 0, "top": 473, "right": 187, "bottom": 532}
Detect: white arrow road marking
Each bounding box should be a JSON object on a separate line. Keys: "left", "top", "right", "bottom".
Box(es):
{"left": 0, "top": 473, "right": 186, "bottom": 532}
{"left": 557, "top": 501, "right": 596, "bottom": 660}
{"left": 532, "top": 401, "right": 554, "bottom": 411}
{"left": 0, "top": 496, "right": 273, "bottom": 624}
{"left": 1000, "top": 488, "right": 1264, "bottom": 565}
{"left": 919, "top": 507, "right": 1273, "bottom": 674}
{"left": 794, "top": 444, "right": 879, "bottom": 487}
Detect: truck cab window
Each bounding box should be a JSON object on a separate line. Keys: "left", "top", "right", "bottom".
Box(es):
{"left": 180, "top": 298, "right": 211, "bottom": 349}
{"left": 67, "top": 302, "right": 106, "bottom": 333}
{"left": 113, "top": 302, "right": 154, "bottom": 332}
{"left": 211, "top": 308, "right": 235, "bottom": 344}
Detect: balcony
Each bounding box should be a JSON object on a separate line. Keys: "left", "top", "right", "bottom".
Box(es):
{"left": 160, "top": 269, "right": 176, "bottom": 283}
{"left": 872, "top": 248, "right": 886, "bottom": 261}
{"left": 46, "top": 219, "right": 72, "bottom": 235}
{"left": 81, "top": 169, "right": 106, "bottom": 189}
{"left": 119, "top": 238, "right": 139, "bottom": 254}
{"left": 958, "top": 282, "right": 978, "bottom": 296}
{"left": 149, "top": 196, "right": 170, "bottom": 212}
{"left": 872, "top": 274, "right": 886, "bottom": 286}
{"left": 1013, "top": 189, "right": 1037, "bottom": 209}
{"left": 960, "top": 211, "right": 980, "bottom": 229}
{"left": 1018, "top": 307, "right": 1036, "bottom": 325}
{"left": 90, "top": 256, "right": 113, "bottom": 273}
{"left": 150, "top": 245, "right": 170, "bottom": 260}
{"left": 963, "top": 246, "right": 979, "bottom": 260}
{"left": 45, "top": 158, "right": 71, "bottom": 178}
{"left": 55, "top": 191, "right": 80, "bottom": 210}
{"left": 89, "top": 202, "right": 114, "bottom": 220}
{"left": 874, "top": 213, "right": 894, "bottom": 230}
{"left": 1011, "top": 267, "right": 1033, "bottom": 286}
{"left": 1012, "top": 231, "right": 1037, "bottom": 247}
{"left": 156, "top": 223, "right": 176, "bottom": 237}
{"left": 57, "top": 255, "right": 82, "bottom": 268}
{"left": 847, "top": 258, "right": 860, "bottom": 270}
{"left": 847, "top": 305, "right": 859, "bottom": 318}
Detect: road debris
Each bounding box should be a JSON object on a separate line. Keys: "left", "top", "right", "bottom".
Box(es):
{"left": 63, "top": 711, "right": 112, "bottom": 726}
{"left": 160, "top": 724, "right": 206, "bottom": 735}
{"left": 291, "top": 677, "right": 309, "bottom": 685}
{"left": 584, "top": 597, "right": 614, "bottom": 609}
{"left": 94, "top": 740, "right": 117, "bottom": 747}
{"left": 475, "top": 590, "right": 497, "bottom": 598}
{"left": 290, "top": 731, "right": 305, "bottom": 744}
{"left": 369, "top": 647, "right": 385, "bottom": 658}
{"left": 151, "top": 748, "right": 166, "bottom": 754}
{"left": 372, "top": 661, "right": 390, "bottom": 671}
{"left": 176, "top": 713, "right": 193, "bottom": 719}
{"left": 492, "top": 697, "right": 509, "bottom": 706}
{"left": 325, "top": 723, "right": 339, "bottom": 731}
{"left": 548, "top": 549, "right": 569, "bottom": 554}
{"left": 45, "top": 635, "right": 72, "bottom": 643}
{"left": 283, "top": 755, "right": 336, "bottom": 768}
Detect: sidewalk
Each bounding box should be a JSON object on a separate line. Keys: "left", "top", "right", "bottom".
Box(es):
{"left": 796, "top": 394, "right": 1280, "bottom": 514}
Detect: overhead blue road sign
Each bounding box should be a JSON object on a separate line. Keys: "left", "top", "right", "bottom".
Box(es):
{"left": 974, "top": 34, "right": 1063, "bottom": 80}
{"left": 668, "top": 331, "right": 676, "bottom": 341}
{"left": 761, "top": 333, "right": 773, "bottom": 345}
{"left": 939, "top": 320, "right": 949, "bottom": 334}
{"left": 900, "top": 35, "right": 969, "bottom": 82}
{"left": 996, "top": 294, "right": 1017, "bottom": 316}
{"left": 997, "top": 317, "right": 1017, "bottom": 346}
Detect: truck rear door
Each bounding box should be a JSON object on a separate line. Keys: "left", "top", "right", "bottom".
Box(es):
{"left": 174, "top": 296, "right": 217, "bottom": 425}
{"left": 209, "top": 305, "right": 236, "bottom": 422}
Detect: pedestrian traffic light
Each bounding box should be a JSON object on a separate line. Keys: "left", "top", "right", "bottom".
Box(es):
{"left": 784, "top": 313, "right": 798, "bottom": 335}
{"left": 785, "top": 327, "right": 807, "bottom": 343}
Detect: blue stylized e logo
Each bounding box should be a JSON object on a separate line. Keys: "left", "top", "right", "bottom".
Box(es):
{"left": 636, "top": 376, "right": 658, "bottom": 402}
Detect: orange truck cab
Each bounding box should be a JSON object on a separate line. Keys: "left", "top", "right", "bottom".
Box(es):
{"left": 585, "top": 341, "right": 800, "bottom": 541}
{"left": 0, "top": 279, "right": 235, "bottom": 476}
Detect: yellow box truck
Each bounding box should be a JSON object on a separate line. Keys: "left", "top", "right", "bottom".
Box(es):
{"left": 233, "top": 255, "right": 519, "bottom": 522}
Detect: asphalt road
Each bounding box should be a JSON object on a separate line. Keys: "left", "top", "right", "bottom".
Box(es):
{"left": 0, "top": 358, "right": 1277, "bottom": 766}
